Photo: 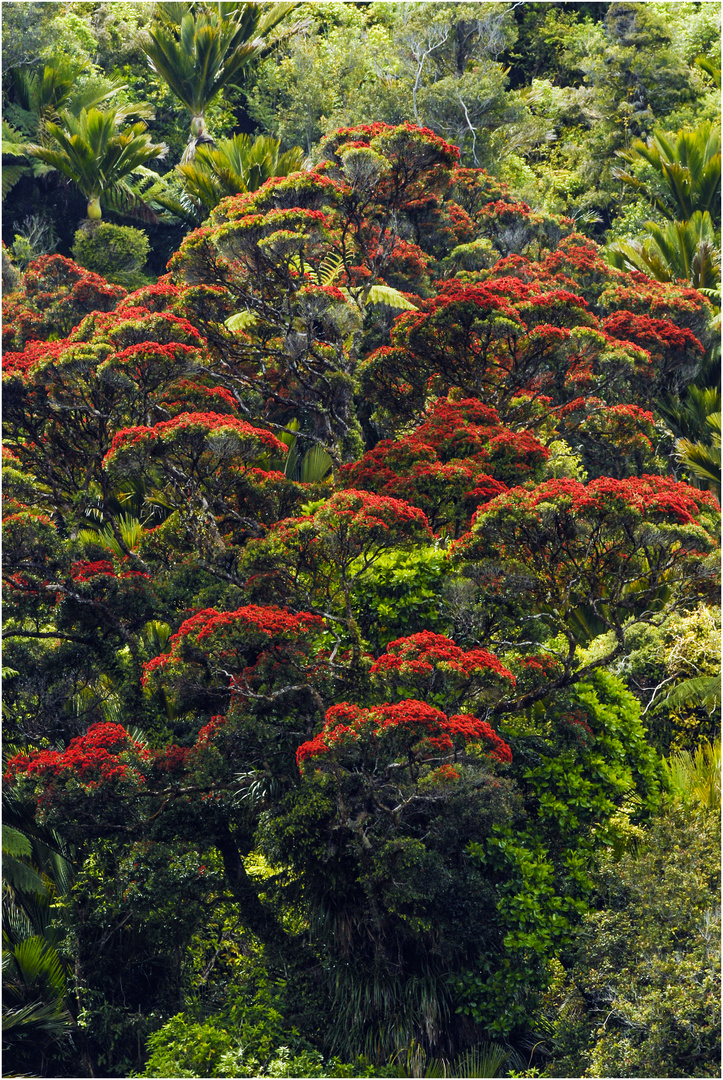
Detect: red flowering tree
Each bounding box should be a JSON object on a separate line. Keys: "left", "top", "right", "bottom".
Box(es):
{"left": 169, "top": 124, "right": 461, "bottom": 461}
{"left": 262, "top": 695, "right": 516, "bottom": 1061}
{"left": 141, "top": 603, "right": 327, "bottom": 744}
{"left": 3, "top": 717, "right": 284, "bottom": 948}
{"left": 339, "top": 396, "right": 548, "bottom": 534}
{"left": 1, "top": 254, "right": 126, "bottom": 351}
{"left": 360, "top": 274, "right": 703, "bottom": 430}
{"left": 104, "top": 412, "right": 293, "bottom": 558}
{"left": 369, "top": 630, "right": 515, "bottom": 713}
{"left": 572, "top": 403, "right": 668, "bottom": 479}
{"left": 2, "top": 495, "right": 160, "bottom": 743}
{"left": 3, "top": 116, "right": 721, "bottom": 1078}
{"left": 3, "top": 306, "right": 214, "bottom": 521}
{"left": 240, "top": 489, "right": 432, "bottom": 663}
{"left": 451, "top": 476, "right": 720, "bottom": 710}
{"left": 296, "top": 698, "right": 512, "bottom": 771}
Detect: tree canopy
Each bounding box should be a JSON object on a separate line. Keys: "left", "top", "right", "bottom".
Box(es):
{"left": 2, "top": 4, "right": 720, "bottom": 1078}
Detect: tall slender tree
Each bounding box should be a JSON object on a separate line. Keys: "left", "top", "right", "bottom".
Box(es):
{"left": 141, "top": 1, "right": 298, "bottom": 161}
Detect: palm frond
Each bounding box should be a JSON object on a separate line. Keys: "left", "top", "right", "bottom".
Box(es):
{"left": 615, "top": 122, "right": 721, "bottom": 224}
{"left": 299, "top": 444, "right": 333, "bottom": 483}
{"left": 662, "top": 675, "right": 721, "bottom": 713}
{"left": 178, "top": 133, "right": 303, "bottom": 209}
{"left": 607, "top": 212, "right": 721, "bottom": 290}
{"left": 25, "top": 107, "right": 166, "bottom": 218}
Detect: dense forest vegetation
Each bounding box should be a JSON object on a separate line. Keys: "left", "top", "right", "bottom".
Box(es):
{"left": 1, "top": 2, "right": 720, "bottom": 1077}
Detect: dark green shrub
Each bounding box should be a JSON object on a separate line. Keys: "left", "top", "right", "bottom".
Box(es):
{"left": 72, "top": 222, "right": 150, "bottom": 288}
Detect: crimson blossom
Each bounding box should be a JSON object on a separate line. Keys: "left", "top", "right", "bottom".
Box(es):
{"left": 1, "top": 254, "right": 126, "bottom": 350}
{"left": 369, "top": 630, "right": 515, "bottom": 713}
{"left": 296, "top": 699, "right": 512, "bottom": 772}
{"left": 339, "top": 396, "right": 548, "bottom": 533}
{"left": 240, "top": 489, "right": 432, "bottom": 661}
{"left": 451, "top": 475, "right": 720, "bottom": 709}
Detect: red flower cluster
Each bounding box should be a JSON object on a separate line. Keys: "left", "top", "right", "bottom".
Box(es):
{"left": 339, "top": 398, "right": 546, "bottom": 528}
{"left": 69, "top": 560, "right": 152, "bottom": 584}
{"left": 371, "top": 631, "right": 515, "bottom": 684}
{"left": 70, "top": 560, "right": 115, "bottom": 581}
{"left": 140, "top": 653, "right": 177, "bottom": 687}
{"left": 602, "top": 311, "right": 703, "bottom": 357}
{"left": 296, "top": 699, "right": 512, "bottom": 768}
{"left": 3, "top": 337, "right": 73, "bottom": 377}
{"left": 5, "top": 722, "right": 148, "bottom": 787}
{"left": 104, "top": 412, "right": 285, "bottom": 465}
{"left": 519, "top": 653, "right": 562, "bottom": 676}
{"left": 469, "top": 475, "right": 718, "bottom": 528}
{"left": 196, "top": 715, "right": 227, "bottom": 746}
{"left": 194, "top": 605, "right": 323, "bottom": 644}
{"left": 3, "top": 255, "right": 126, "bottom": 350}
{"left": 152, "top": 744, "right": 191, "bottom": 773}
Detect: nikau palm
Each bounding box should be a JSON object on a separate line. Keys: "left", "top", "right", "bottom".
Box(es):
{"left": 141, "top": 1, "right": 298, "bottom": 161}
{"left": 613, "top": 122, "right": 721, "bottom": 226}
{"left": 607, "top": 211, "right": 721, "bottom": 290}
{"left": 8, "top": 61, "right": 125, "bottom": 146}
{"left": 3, "top": 61, "right": 126, "bottom": 202}
{"left": 676, "top": 411, "right": 721, "bottom": 497}
{"left": 25, "top": 106, "right": 167, "bottom": 221}
{"left": 177, "top": 132, "right": 304, "bottom": 209}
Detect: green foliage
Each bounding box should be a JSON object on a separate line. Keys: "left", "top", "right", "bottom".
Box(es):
{"left": 664, "top": 737, "right": 721, "bottom": 811}
{"left": 456, "top": 671, "right": 662, "bottom": 1036}
{"left": 71, "top": 222, "right": 150, "bottom": 288}
{"left": 178, "top": 133, "right": 304, "bottom": 212}
{"left": 545, "top": 806, "right": 721, "bottom": 1078}
{"left": 2, "top": 934, "right": 74, "bottom": 1077}
{"left": 588, "top": 603, "right": 721, "bottom": 755}
{"left": 139, "top": 1000, "right": 393, "bottom": 1076}
{"left": 141, "top": 2, "right": 298, "bottom": 158}
{"left": 6, "top": 58, "right": 125, "bottom": 144}
{"left": 423, "top": 1042, "right": 510, "bottom": 1078}
{"left": 607, "top": 209, "right": 721, "bottom": 290}
{"left": 140, "top": 1014, "right": 238, "bottom": 1078}
{"left": 246, "top": 1, "right": 520, "bottom": 165}
{"left": 352, "top": 545, "right": 449, "bottom": 650}
{"left": 2, "top": 9, "right": 721, "bottom": 1074}
{"left": 676, "top": 410, "right": 721, "bottom": 497}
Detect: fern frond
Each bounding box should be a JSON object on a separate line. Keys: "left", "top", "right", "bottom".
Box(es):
{"left": 225, "top": 310, "right": 258, "bottom": 333}
{"left": 366, "top": 284, "right": 418, "bottom": 309}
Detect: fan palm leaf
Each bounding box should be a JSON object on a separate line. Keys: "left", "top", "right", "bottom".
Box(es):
{"left": 9, "top": 61, "right": 128, "bottom": 139}
{"left": 424, "top": 1042, "right": 510, "bottom": 1078}
{"left": 695, "top": 55, "right": 721, "bottom": 88}
{"left": 1, "top": 120, "right": 31, "bottom": 199}
{"left": 662, "top": 676, "right": 721, "bottom": 714}
{"left": 2, "top": 934, "right": 73, "bottom": 1069}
